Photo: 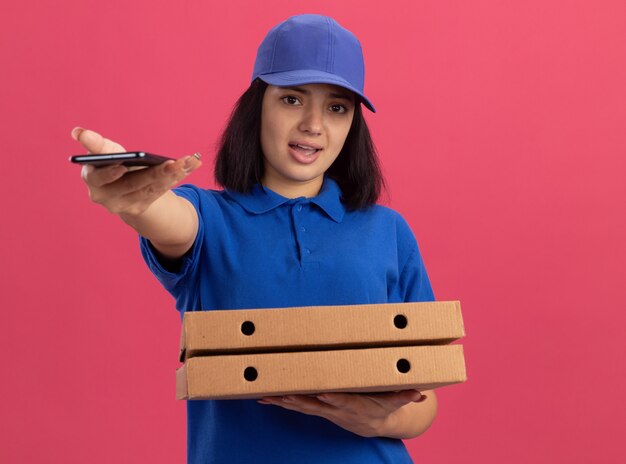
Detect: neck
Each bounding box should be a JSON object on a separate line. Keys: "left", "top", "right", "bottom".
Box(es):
{"left": 261, "top": 176, "right": 324, "bottom": 199}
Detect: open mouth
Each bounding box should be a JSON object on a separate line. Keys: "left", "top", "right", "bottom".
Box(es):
{"left": 289, "top": 143, "right": 321, "bottom": 156}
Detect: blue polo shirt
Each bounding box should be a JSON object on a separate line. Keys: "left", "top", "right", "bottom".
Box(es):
{"left": 140, "top": 178, "right": 434, "bottom": 464}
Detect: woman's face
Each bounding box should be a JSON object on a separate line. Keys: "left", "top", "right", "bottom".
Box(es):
{"left": 260, "top": 83, "right": 355, "bottom": 198}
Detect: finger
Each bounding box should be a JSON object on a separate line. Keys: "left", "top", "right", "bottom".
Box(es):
{"left": 117, "top": 155, "right": 199, "bottom": 194}
{"left": 110, "top": 156, "right": 201, "bottom": 209}
{"left": 259, "top": 396, "right": 336, "bottom": 418}
{"left": 363, "top": 390, "right": 423, "bottom": 410}
{"left": 82, "top": 163, "right": 129, "bottom": 188}
{"left": 163, "top": 153, "right": 202, "bottom": 176}
{"left": 259, "top": 396, "right": 282, "bottom": 404}
{"left": 71, "top": 127, "right": 126, "bottom": 154}
{"left": 84, "top": 161, "right": 172, "bottom": 208}
{"left": 315, "top": 393, "right": 352, "bottom": 409}
{"left": 259, "top": 395, "right": 326, "bottom": 407}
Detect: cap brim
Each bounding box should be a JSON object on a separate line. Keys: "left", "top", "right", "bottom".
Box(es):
{"left": 257, "top": 70, "right": 376, "bottom": 113}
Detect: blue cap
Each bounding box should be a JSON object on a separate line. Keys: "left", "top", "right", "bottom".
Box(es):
{"left": 252, "top": 14, "right": 376, "bottom": 112}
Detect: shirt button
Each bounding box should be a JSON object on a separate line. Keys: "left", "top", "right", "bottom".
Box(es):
{"left": 305, "top": 248, "right": 311, "bottom": 254}
{"left": 296, "top": 205, "right": 303, "bottom": 212}
{"left": 300, "top": 226, "right": 306, "bottom": 232}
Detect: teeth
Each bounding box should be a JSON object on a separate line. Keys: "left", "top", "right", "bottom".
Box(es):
{"left": 290, "top": 143, "right": 319, "bottom": 156}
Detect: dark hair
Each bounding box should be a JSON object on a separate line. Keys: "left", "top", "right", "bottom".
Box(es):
{"left": 214, "top": 79, "right": 385, "bottom": 210}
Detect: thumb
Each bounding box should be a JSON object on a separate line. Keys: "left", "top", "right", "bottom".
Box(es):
{"left": 71, "top": 127, "right": 126, "bottom": 154}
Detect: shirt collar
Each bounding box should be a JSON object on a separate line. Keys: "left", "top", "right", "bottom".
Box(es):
{"left": 309, "top": 177, "right": 346, "bottom": 223}
{"left": 225, "top": 177, "right": 346, "bottom": 223}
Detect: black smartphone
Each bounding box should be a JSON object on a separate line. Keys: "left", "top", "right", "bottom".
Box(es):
{"left": 69, "top": 152, "right": 174, "bottom": 167}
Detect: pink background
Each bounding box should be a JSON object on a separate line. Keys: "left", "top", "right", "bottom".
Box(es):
{"left": 1, "top": 0, "right": 625, "bottom": 462}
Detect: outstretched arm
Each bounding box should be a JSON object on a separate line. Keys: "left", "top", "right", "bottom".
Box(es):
{"left": 72, "top": 127, "right": 202, "bottom": 259}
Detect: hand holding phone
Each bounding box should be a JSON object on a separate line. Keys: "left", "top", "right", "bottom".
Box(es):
{"left": 71, "top": 127, "right": 202, "bottom": 217}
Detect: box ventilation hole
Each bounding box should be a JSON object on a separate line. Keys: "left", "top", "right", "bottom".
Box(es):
{"left": 243, "top": 367, "right": 258, "bottom": 382}
{"left": 396, "top": 358, "right": 411, "bottom": 373}
{"left": 393, "top": 314, "right": 408, "bottom": 329}
{"left": 241, "top": 321, "right": 255, "bottom": 336}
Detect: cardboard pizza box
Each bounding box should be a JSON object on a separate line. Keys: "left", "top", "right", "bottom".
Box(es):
{"left": 180, "top": 301, "right": 465, "bottom": 360}
{"left": 176, "top": 344, "right": 467, "bottom": 400}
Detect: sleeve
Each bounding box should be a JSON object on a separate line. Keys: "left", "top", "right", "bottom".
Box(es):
{"left": 394, "top": 214, "right": 435, "bottom": 303}
{"left": 398, "top": 245, "right": 435, "bottom": 302}
{"left": 139, "top": 184, "right": 206, "bottom": 305}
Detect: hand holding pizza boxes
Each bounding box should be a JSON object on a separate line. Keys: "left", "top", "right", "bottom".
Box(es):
{"left": 176, "top": 301, "right": 467, "bottom": 400}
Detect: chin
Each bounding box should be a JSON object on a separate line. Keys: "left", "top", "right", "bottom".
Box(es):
{"left": 287, "top": 170, "right": 326, "bottom": 184}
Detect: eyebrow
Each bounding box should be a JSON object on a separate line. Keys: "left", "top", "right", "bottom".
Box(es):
{"left": 282, "top": 86, "right": 354, "bottom": 102}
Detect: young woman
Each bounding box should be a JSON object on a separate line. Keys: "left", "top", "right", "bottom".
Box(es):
{"left": 73, "top": 14, "right": 438, "bottom": 464}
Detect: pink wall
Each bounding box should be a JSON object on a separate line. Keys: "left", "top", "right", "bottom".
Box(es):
{"left": 1, "top": 0, "right": 625, "bottom": 462}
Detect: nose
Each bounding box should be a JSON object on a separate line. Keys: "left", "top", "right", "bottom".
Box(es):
{"left": 298, "top": 105, "right": 323, "bottom": 136}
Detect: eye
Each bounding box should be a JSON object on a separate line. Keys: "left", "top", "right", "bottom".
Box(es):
{"left": 281, "top": 95, "right": 302, "bottom": 106}
{"left": 329, "top": 104, "right": 348, "bottom": 114}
